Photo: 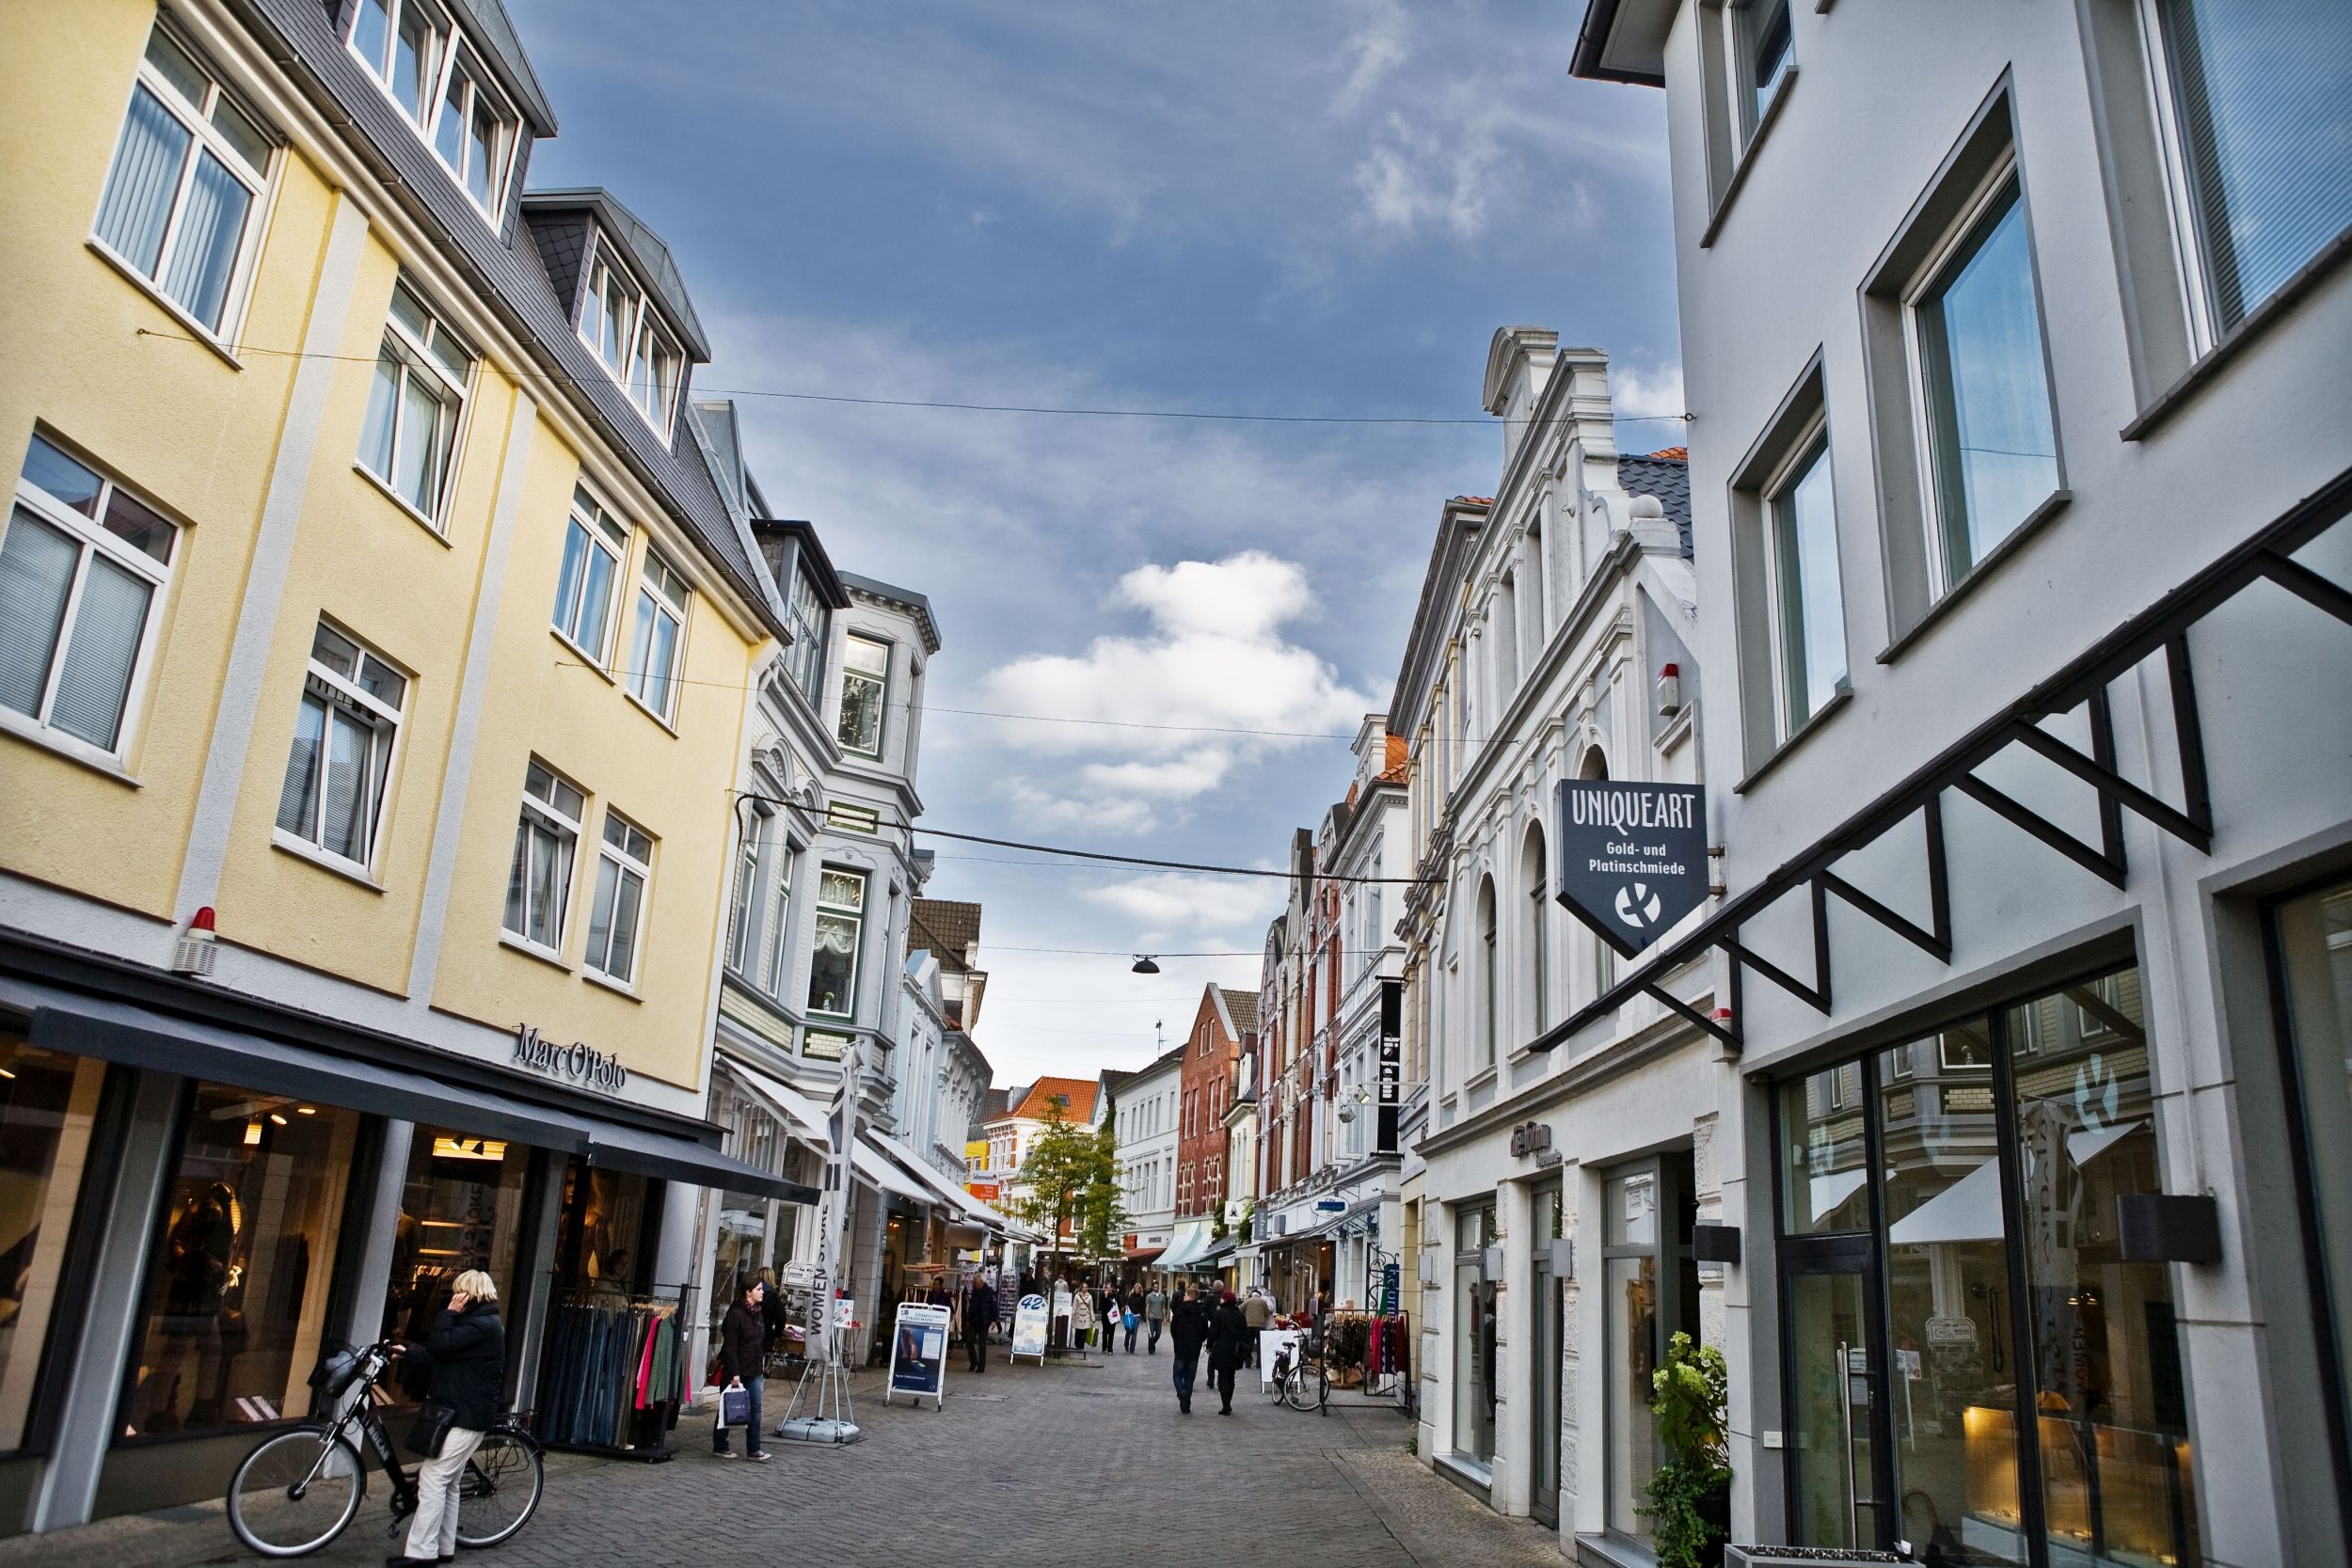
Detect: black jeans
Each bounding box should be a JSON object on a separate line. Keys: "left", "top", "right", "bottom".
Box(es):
{"left": 1147, "top": 1319, "right": 1162, "bottom": 1353}
{"left": 966, "top": 1326, "right": 988, "bottom": 1372}
{"left": 1212, "top": 1366, "right": 1237, "bottom": 1410}
{"left": 1172, "top": 1352, "right": 1199, "bottom": 1407}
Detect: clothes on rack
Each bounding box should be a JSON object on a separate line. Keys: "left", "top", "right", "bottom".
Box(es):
{"left": 535, "top": 1296, "right": 686, "bottom": 1450}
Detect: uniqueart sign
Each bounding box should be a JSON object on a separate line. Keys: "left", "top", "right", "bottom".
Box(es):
{"left": 1552, "top": 780, "right": 1708, "bottom": 957}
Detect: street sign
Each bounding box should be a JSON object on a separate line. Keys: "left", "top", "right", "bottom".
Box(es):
{"left": 1553, "top": 780, "right": 1708, "bottom": 957}
{"left": 885, "top": 1301, "right": 951, "bottom": 1408}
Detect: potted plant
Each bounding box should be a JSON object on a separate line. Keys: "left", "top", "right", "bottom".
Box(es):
{"left": 1641, "top": 1331, "right": 1733, "bottom": 1568}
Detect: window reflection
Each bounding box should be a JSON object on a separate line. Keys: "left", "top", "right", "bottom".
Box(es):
{"left": 0, "top": 1035, "right": 106, "bottom": 1451}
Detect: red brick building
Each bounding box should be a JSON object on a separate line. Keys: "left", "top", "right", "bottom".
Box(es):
{"left": 1175, "top": 984, "right": 1256, "bottom": 1221}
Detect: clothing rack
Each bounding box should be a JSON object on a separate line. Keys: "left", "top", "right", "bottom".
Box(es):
{"left": 1317, "top": 1308, "right": 1413, "bottom": 1403}
{"left": 534, "top": 1281, "right": 694, "bottom": 1461}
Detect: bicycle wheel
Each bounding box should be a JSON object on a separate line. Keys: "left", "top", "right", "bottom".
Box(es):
{"left": 1285, "top": 1360, "right": 1327, "bottom": 1413}
{"left": 455, "top": 1431, "right": 544, "bottom": 1547}
{"left": 227, "top": 1425, "right": 366, "bottom": 1558}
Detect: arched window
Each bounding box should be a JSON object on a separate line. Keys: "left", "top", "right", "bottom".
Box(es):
{"left": 1477, "top": 876, "right": 1500, "bottom": 1069}
{"left": 1522, "top": 529, "right": 1548, "bottom": 657}
{"left": 1580, "top": 748, "right": 1613, "bottom": 994}
{"left": 1523, "top": 825, "right": 1549, "bottom": 1037}
{"left": 1496, "top": 574, "right": 1518, "bottom": 696}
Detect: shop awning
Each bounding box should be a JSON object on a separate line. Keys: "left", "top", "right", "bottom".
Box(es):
{"left": 852, "top": 1134, "right": 930, "bottom": 1205}
{"left": 16, "top": 980, "right": 816, "bottom": 1204}
{"left": 1158, "top": 1219, "right": 1212, "bottom": 1270}
{"left": 725, "top": 1059, "right": 829, "bottom": 1146}
{"left": 869, "top": 1129, "right": 1002, "bottom": 1224}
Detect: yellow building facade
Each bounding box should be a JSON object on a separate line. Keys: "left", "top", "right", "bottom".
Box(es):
{"left": 0, "top": 0, "right": 807, "bottom": 1529}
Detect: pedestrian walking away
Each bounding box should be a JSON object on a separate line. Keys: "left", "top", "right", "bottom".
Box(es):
{"left": 1242, "top": 1284, "right": 1272, "bottom": 1367}
{"left": 962, "top": 1273, "right": 998, "bottom": 1374}
{"left": 1121, "top": 1283, "right": 1143, "bottom": 1353}
{"left": 1207, "top": 1290, "right": 1249, "bottom": 1415}
{"left": 1144, "top": 1282, "right": 1167, "bottom": 1354}
{"left": 710, "top": 1275, "right": 769, "bottom": 1461}
{"left": 383, "top": 1269, "right": 506, "bottom": 1568}
{"left": 1168, "top": 1285, "right": 1210, "bottom": 1415}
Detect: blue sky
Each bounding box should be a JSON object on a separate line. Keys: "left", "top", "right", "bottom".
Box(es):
{"left": 510, "top": 0, "right": 1680, "bottom": 1085}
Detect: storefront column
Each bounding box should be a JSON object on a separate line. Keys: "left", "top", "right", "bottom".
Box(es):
{"left": 27, "top": 1070, "right": 182, "bottom": 1533}
{"left": 654, "top": 1180, "right": 707, "bottom": 1388}
{"left": 1495, "top": 1178, "right": 1535, "bottom": 1515}
{"left": 335, "top": 1119, "right": 415, "bottom": 1352}
{"left": 1565, "top": 1160, "right": 1609, "bottom": 1537}
{"left": 505, "top": 1150, "right": 566, "bottom": 1414}
{"left": 687, "top": 1184, "right": 722, "bottom": 1393}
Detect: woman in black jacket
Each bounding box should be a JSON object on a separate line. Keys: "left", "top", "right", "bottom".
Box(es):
{"left": 1205, "top": 1290, "right": 1250, "bottom": 1415}
{"left": 388, "top": 1270, "right": 506, "bottom": 1568}
{"left": 711, "top": 1276, "right": 769, "bottom": 1461}
{"left": 1167, "top": 1285, "right": 1211, "bottom": 1414}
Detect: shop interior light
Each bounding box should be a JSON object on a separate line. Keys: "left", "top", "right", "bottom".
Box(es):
{"left": 0, "top": 1067, "right": 15, "bottom": 1080}
{"left": 244, "top": 1120, "right": 263, "bottom": 1146}
{"left": 432, "top": 1136, "right": 507, "bottom": 1161}
{"left": 267, "top": 1112, "right": 288, "bottom": 1126}
{"left": 295, "top": 1106, "right": 315, "bottom": 1115}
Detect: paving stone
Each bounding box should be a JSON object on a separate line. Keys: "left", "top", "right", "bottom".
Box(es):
{"left": 0, "top": 1346, "right": 1565, "bottom": 1567}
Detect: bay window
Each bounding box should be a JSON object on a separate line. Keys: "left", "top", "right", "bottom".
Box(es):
{"left": 584, "top": 809, "right": 653, "bottom": 986}
{"left": 579, "top": 238, "right": 683, "bottom": 435}
{"left": 837, "top": 634, "right": 888, "bottom": 758}
{"left": 625, "top": 548, "right": 688, "bottom": 723}
{"left": 357, "top": 280, "right": 473, "bottom": 524}
{"left": 785, "top": 566, "right": 828, "bottom": 699}
{"left": 273, "top": 619, "right": 406, "bottom": 873}
{"left": 346, "top": 0, "right": 518, "bottom": 219}
{"left": 94, "top": 19, "right": 273, "bottom": 338}
{"left": 551, "top": 486, "right": 628, "bottom": 662}
{"left": 1, "top": 432, "right": 176, "bottom": 762}
{"left": 805, "top": 867, "right": 866, "bottom": 1020}
{"left": 504, "top": 759, "right": 582, "bottom": 955}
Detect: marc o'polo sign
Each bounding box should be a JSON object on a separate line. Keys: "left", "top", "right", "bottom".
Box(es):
{"left": 512, "top": 1023, "right": 629, "bottom": 1095}
{"left": 1554, "top": 780, "right": 1708, "bottom": 957}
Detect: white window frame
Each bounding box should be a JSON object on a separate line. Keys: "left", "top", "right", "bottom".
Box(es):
{"left": 724, "top": 820, "right": 761, "bottom": 976}
{"left": 577, "top": 233, "right": 684, "bottom": 437}
{"left": 785, "top": 565, "right": 828, "bottom": 698}
{"left": 342, "top": 0, "right": 520, "bottom": 223}
{"left": 1758, "top": 419, "right": 1846, "bottom": 739}
{"left": 356, "top": 277, "right": 473, "bottom": 528}
{"left": 805, "top": 865, "right": 867, "bottom": 1021}
{"left": 0, "top": 435, "right": 179, "bottom": 772}
{"left": 624, "top": 546, "right": 690, "bottom": 726}
{"left": 270, "top": 618, "right": 406, "bottom": 877}
{"left": 836, "top": 633, "right": 890, "bottom": 760}
{"left": 583, "top": 807, "right": 654, "bottom": 988}
{"left": 1730, "top": 0, "right": 1796, "bottom": 150}
{"left": 91, "top": 17, "right": 277, "bottom": 346}
{"left": 550, "top": 484, "right": 629, "bottom": 665}
{"left": 502, "top": 758, "right": 584, "bottom": 960}
{"left": 1899, "top": 152, "right": 2054, "bottom": 594}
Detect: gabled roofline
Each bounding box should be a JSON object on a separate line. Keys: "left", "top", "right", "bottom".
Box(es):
{"left": 520, "top": 186, "right": 712, "bottom": 360}
{"left": 752, "top": 519, "right": 851, "bottom": 610}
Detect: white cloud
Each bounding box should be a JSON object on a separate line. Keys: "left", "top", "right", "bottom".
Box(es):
{"left": 1613, "top": 361, "right": 1685, "bottom": 423}
{"left": 1082, "top": 873, "right": 1279, "bottom": 939}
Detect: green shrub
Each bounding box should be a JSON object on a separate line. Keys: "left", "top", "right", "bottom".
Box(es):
{"left": 1638, "top": 1331, "right": 1731, "bottom": 1568}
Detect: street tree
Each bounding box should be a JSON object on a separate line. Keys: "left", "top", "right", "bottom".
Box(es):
{"left": 1009, "top": 1101, "right": 1126, "bottom": 1276}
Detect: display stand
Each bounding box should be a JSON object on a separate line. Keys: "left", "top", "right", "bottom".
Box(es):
{"left": 775, "top": 1288, "right": 862, "bottom": 1445}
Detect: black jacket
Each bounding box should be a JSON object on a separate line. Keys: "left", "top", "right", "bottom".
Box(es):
{"left": 1207, "top": 1301, "right": 1249, "bottom": 1371}
{"left": 717, "top": 1299, "right": 765, "bottom": 1382}
{"left": 759, "top": 1290, "right": 787, "bottom": 1354}
{"left": 402, "top": 1303, "right": 505, "bottom": 1432}
{"left": 963, "top": 1282, "right": 998, "bottom": 1332}
{"left": 1168, "top": 1296, "right": 1211, "bottom": 1360}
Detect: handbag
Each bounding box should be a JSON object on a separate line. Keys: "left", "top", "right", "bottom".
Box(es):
{"left": 705, "top": 1352, "right": 723, "bottom": 1389}
{"left": 719, "top": 1378, "right": 752, "bottom": 1428}
{"left": 407, "top": 1400, "right": 456, "bottom": 1459}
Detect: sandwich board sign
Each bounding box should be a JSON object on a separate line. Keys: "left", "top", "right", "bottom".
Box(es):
{"left": 885, "top": 1301, "right": 952, "bottom": 1408}
{"left": 1553, "top": 780, "right": 1708, "bottom": 957}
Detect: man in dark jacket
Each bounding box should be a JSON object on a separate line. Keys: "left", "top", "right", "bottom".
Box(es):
{"left": 1206, "top": 1290, "right": 1250, "bottom": 1415}
{"left": 711, "top": 1276, "right": 769, "bottom": 1461}
{"left": 962, "top": 1275, "right": 998, "bottom": 1373}
{"left": 388, "top": 1270, "right": 506, "bottom": 1568}
{"left": 1167, "top": 1285, "right": 1211, "bottom": 1414}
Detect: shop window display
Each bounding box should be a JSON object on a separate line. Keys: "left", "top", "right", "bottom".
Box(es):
{"left": 1453, "top": 1201, "right": 1496, "bottom": 1465}
{"left": 0, "top": 1035, "right": 107, "bottom": 1451}
{"left": 382, "top": 1127, "right": 527, "bottom": 1402}
{"left": 119, "top": 1083, "right": 358, "bottom": 1437}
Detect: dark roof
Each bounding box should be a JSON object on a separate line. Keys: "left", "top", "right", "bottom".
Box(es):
{"left": 909, "top": 900, "right": 982, "bottom": 969}
{"left": 750, "top": 519, "right": 850, "bottom": 610}
{"left": 447, "top": 0, "right": 558, "bottom": 135}
{"left": 1218, "top": 988, "right": 1260, "bottom": 1034}
{"left": 839, "top": 572, "right": 944, "bottom": 654}
{"left": 1618, "top": 452, "right": 1692, "bottom": 559}
{"left": 521, "top": 188, "right": 712, "bottom": 360}
{"left": 247, "top": 0, "right": 783, "bottom": 642}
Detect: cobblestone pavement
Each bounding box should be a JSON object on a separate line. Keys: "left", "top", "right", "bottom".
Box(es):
{"left": 0, "top": 1342, "right": 1565, "bottom": 1568}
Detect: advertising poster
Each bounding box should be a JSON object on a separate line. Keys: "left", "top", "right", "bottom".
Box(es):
{"left": 886, "top": 1301, "right": 953, "bottom": 1407}
{"left": 1010, "top": 1292, "right": 1050, "bottom": 1361}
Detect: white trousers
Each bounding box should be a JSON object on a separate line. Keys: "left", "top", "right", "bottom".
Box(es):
{"left": 405, "top": 1424, "right": 485, "bottom": 1560}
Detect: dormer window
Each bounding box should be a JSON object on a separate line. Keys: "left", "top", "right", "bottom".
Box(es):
{"left": 346, "top": 0, "right": 517, "bottom": 221}
{"left": 579, "top": 235, "right": 682, "bottom": 436}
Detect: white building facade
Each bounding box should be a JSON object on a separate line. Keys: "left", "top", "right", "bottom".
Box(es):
{"left": 1115, "top": 1048, "right": 1183, "bottom": 1269}
{"left": 1570, "top": 4, "right": 2352, "bottom": 1566}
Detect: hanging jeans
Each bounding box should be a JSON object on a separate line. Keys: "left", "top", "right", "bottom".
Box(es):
{"left": 712, "top": 1375, "right": 764, "bottom": 1456}
{"left": 405, "top": 1426, "right": 485, "bottom": 1560}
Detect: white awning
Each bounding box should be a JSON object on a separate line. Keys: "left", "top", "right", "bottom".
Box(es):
{"left": 1159, "top": 1219, "right": 1212, "bottom": 1269}
{"left": 853, "top": 1134, "right": 930, "bottom": 1205}
{"left": 1804, "top": 1167, "right": 1869, "bottom": 1228}
{"left": 870, "top": 1129, "right": 998, "bottom": 1222}
{"left": 1887, "top": 1123, "right": 2141, "bottom": 1247}
{"left": 725, "top": 1059, "right": 828, "bottom": 1146}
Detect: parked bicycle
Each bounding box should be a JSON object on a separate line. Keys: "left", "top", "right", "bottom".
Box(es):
{"left": 226, "top": 1341, "right": 543, "bottom": 1558}
{"left": 1265, "top": 1337, "right": 1328, "bottom": 1416}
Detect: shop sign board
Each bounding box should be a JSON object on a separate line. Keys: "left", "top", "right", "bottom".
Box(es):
{"left": 886, "top": 1301, "right": 952, "bottom": 1407}
{"left": 1553, "top": 780, "right": 1708, "bottom": 956}
{"left": 1379, "top": 1261, "right": 1400, "bottom": 1315}
{"left": 967, "top": 1181, "right": 1001, "bottom": 1203}
{"left": 1010, "top": 1293, "right": 1049, "bottom": 1362}
{"left": 511, "top": 1024, "right": 628, "bottom": 1095}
